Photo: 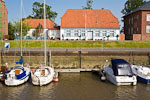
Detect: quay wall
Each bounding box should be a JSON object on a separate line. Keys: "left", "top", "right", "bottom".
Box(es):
{"left": 1, "top": 49, "right": 150, "bottom": 69}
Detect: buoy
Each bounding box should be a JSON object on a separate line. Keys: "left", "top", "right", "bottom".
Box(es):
{"left": 53, "top": 78, "right": 59, "bottom": 82}
{"left": 0, "top": 78, "right": 5, "bottom": 81}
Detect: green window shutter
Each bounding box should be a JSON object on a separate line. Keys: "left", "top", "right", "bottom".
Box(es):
{"left": 0, "top": 3, "right": 2, "bottom": 8}
{"left": 0, "top": 12, "right": 2, "bottom": 18}
{"left": 0, "top": 22, "right": 2, "bottom": 28}
{"left": 0, "top": 32, "right": 2, "bottom": 40}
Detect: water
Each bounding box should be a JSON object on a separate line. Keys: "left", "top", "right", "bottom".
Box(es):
{"left": 0, "top": 72, "right": 150, "bottom": 100}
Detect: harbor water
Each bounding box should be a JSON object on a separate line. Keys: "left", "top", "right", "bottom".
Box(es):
{"left": 0, "top": 72, "right": 150, "bottom": 100}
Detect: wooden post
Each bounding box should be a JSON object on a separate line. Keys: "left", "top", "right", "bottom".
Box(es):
{"left": 148, "top": 52, "right": 150, "bottom": 65}
{"left": 79, "top": 50, "right": 82, "bottom": 69}
{"left": 47, "top": 51, "right": 50, "bottom": 66}
{"left": 0, "top": 48, "right": 1, "bottom": 68}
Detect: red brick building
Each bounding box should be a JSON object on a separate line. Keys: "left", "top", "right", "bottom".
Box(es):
{"left": 124, "top": 1, "right": 150, "bottom": 41}
{"left": 0, "top": 0, "right": 8, "bottom": 39}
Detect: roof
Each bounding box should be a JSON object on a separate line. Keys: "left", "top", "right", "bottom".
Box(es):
{"left": 111, "top": 59, "right": 129, "bottom": 65}
{"left": 125, "top": 1, "right": 150, "bottom": 16}
{"left": 61, "top": 9, "right": 120, "bottom": 29}
{"left": 23, "top": 19, "right": 54, "bottom": 29}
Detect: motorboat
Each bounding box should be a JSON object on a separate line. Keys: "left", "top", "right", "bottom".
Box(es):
{"left": 103, "top": 59, "right": 137, "bottom": 86}
{"left": 5, "top": 66, "right": 31, "bottom": 86}
{"left": 31, "top": 67, "right": 55, "bottom": 86}
{"left": 132, "top": 65, "right": 150, "bottom": 84}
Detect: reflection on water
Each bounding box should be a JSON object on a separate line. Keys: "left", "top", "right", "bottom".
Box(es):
{"left": 1, "top": 73, "right": 150, "bottom": 100}
{"left": 115, "top": 86, "right": 137, "bottom": 100}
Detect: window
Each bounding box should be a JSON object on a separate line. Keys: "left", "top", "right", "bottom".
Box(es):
{"left": 147, "top": 14, "right": 150, "bottom": 21}
{"left": 137, "top": 27, "right": 138, "bottom": 33}
{"left": 118, "top": 64, "right": 133, "bottom": 76}
{"left": 131, "top": 17, "right": 133, "bottom": 24}
{"left": 81, "top": 29, "right": 85, "bottom": 36}
{"left": 95, "top": 30, "right": 99, "bottom": 37}
{"left": 137, "top": 15, "right": 139, "bottom": 20}
{"left": 129, "top": 18, "right": 130, "bottom": 24}
{"left": 74, "top": 29, "right": 78, "bottom": 37}
{"left": 102, "top": 30, "right": 107, "bottom": 36}
{"left": 131, "top": 27, "right": 133, "bottom": 34}
{"left": 0, "top": 32, "right": 2, "bottom": 40}
{"left": 0, "top": 3, "right": 2, "bottom": 8}
{"left": 0, "top": 22, "right": 2, "bottom": 28}
{"left": 110, "top": 31, "right": 114, "bottom": 37}
{"left": 146, "top": 25, "right": 150, "bottom": 33}
{"left": 0, "top": 12, "right": 2, "bottom": 18}
{"left": 66, "top": 29, "right": 71, "bottom": 36}
{"left": 128, "top": 28, "right": 130, "bottom": 34}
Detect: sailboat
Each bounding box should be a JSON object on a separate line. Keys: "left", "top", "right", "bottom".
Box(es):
{"left": 31, "top": 0, "right": 55, "bottom": 86}
{"left": 4, "top": 0, "right": 31, "bottom": 86}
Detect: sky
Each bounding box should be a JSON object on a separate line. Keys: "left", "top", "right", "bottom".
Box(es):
{"left": 4, "top": 0, "right": 126, "bottom": 27}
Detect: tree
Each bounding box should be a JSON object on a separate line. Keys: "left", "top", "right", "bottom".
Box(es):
{"left": 33, "top": 23, "right": 43, "bottom": 37}
{"left": 28, "top": 2, "right": 57, "bottom": 21}
{"left": 13, "top": 21, "right": 31, "bottom": 36}
{"left": 121, "top": 0, "right": 146, "bottom": 15}
{"left": 83, "top": 0, "right": 93, "bottom": 9}
{"left": 8, "top": 22, "right": 15, "bottom": 40}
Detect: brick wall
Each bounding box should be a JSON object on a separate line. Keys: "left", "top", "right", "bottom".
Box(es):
{"left": 133, "top": 34, "right": 150, "bottom": 41}
{"left": 142, "top": 34, "right": 150, "bottom": 40}
{"left": 120, "top": 34, "right": 125, "bottom": 40}
{"left": 133, "top": 34, "right": 141, "bottom": 41}
{"left": 0, "top": 0, "right": 8, "bottom": 39}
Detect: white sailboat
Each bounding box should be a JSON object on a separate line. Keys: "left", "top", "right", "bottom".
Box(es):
{"left": 31, "top": 0, "right": 55, "bottom": 86}
{"left": 103, "top": 59, "right": 137, "bottom": 86}
{"left": 4, "top": 0, "right": 31, "bottom": 86}
{"left": 131, "top": 65, "right": 150, "bottom": 84}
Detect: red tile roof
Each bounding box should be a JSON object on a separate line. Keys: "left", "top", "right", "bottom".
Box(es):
{"left": 23, "top": 19, "right": 54, "bottom": 29}
{"left": 61, "top": 9, "right": 120, "bottom": 29}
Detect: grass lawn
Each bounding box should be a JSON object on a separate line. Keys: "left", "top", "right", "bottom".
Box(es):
{"left": 0, "top": 40, "right": 150, "bottom": 48}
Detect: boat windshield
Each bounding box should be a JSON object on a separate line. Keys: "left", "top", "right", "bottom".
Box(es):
{"left": 118, "top": 64, "right": 132, "bottom": 76}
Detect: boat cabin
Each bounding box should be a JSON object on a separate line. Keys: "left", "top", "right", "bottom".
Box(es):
{"left": 111, "top": 59, "right": 133, "bottom": 76}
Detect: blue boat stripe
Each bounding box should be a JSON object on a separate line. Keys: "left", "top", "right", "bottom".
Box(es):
{"left": 137, "top": 76, "right": 150, "bottom": 83}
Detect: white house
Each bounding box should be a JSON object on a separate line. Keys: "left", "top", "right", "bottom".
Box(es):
{"left": 61, "top": 9, "right": 120, "bottom": 41}
{"left": 23, "top": 18, "right": 60, "bottom": 40}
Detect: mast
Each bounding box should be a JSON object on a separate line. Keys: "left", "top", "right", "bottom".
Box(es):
{"left": 21, "top": 0, "right": 23, "bottom": 57}
{"left": 44, "top": 0, "right": 47, "bottom": 66}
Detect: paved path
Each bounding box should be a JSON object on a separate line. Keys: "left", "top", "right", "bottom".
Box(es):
{"left": 1, "top": 48, "right": 150, "bottom": 52}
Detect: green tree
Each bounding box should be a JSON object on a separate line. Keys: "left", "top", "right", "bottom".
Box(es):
{"left": 13, "top": 21, "right": 31, "bottom": 36}
{"left": 28, "top": 2, "right": 57, "bottom": 21}
{"left": 8, "top": 22, "right": 15, "bottom": 40}
{"left": 33, "top": 23, "right": 43, "bottom": 37}
{"left": 121, "top": 0, "right": 146, "bottom": 15}
{"left": 83, "top": 0, "right": 93, "bottom": 9}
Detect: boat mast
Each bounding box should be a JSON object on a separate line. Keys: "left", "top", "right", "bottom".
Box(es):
{"left": 44, "top": 0, "right": 46, "bottom": 66}
{"left": 21, "top": 0, "right": 23, "bottom": 57}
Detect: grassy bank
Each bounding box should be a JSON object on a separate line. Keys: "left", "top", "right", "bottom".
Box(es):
{"left": 0, "top": 40, "right": 150, "bottom": 48}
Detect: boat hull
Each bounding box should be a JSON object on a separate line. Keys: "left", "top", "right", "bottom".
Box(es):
{"left": 132, "top": 65, "right": 150, "bottom": 84}
{"left": 5, "top": 67, "right": 31, "bottom": 86}
{"left": 31, "top": 67, "right": 55, "bottom": 86}
{"left": 5, "top": 73, "right": 30, "bottom": 86}
{"left": 137, "top": 76, "right": 150, "bottom": 84}
{"left": 104, "top": 66, "right": 137, "bottom": 86}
